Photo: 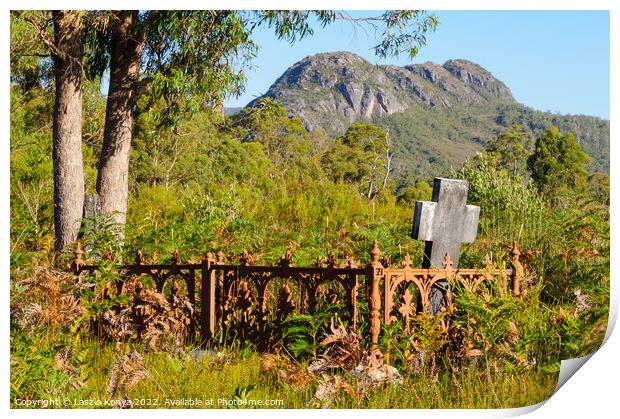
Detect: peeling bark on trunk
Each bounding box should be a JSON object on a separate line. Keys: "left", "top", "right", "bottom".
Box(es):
{"left": 52, "top": 11, "right": 84, "bottom": 251}
{"left": 96, "top": 11, "right": 142, "bottom": 231}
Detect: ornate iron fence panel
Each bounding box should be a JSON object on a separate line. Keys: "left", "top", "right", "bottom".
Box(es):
{"left": 202, "top": 263, "right": 365, "bottom": 348}
{"left": 382, "top": 242, "right": 523, "bottom": 336}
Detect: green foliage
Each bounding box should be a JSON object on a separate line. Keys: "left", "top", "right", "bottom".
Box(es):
{"left": 256, "top": 10, "right": 438, "bottom": 59}
{"left": 378, "top": 312, "right": 451, "bottom": 370}
{"left": 144, "top": 11, "right": 257, "bottom": 124}
{"left": 455, "top": 152, "right": 608, "bottom": 361}
{"left": 370, "top": 11, "right": 438, "bottom": 58}
{"left": 527, "top": 126, "right": 591, "bottom": 199}
{"left": 536, "top": 197, "right": 609, "bottom": 306}
{"left": 79, "top": 214, "right": 124, "bottom": 262}
{"left": 229, "top": 98, "right": 312, "bottom": 172}
{"left": 10, "top": 332, "right": 73, "bottom": 402}
{"left": 10, "top": 84, "right": 55, "bottom": 257}
{"left": 411, "top": 313, "right": 450, "bottom": 354}
{"left": 375, "top": 102, "right": 495, "bottom": 186}
{"left": 116, "top": 105, "right": 416, "bottom": 265}
{"left": 557, "top": 283, "right": 609, "bottom": 359}
{"left": 81, "top": 11, "right": 258, "bottom": 128}
{"left": 378, "top": 321, "right": 406, "bottom": 365}
{"left": 495, "top": 102, "right": 609, "bottom": 174}
{"left": 10, "top": 11, "right": 54, "bottom": 89}
{"left": 485, "top": 125, "right": 533, "bottom": 177}
{"left": 455, "top": 154, "right": 547, "bottom": 250}
{"left": 82, "top": 259, "right": 126, "bottom": 324}
{"left": 453, "top": 282, "right": 557, "bottom": 371}
{"left": 281, "top": 305, "right": 341, "bottom": 360}
{"left": 397, "top": 179, "right": 432, "bottom": 206}
{"left": 587, "top": 171, "right": 610, "bottom": 206}
{"left": 322, "top": 123, "right": 392, "bottom": 199}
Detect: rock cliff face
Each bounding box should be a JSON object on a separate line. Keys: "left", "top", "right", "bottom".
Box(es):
{"left": 251, "top": 52, "right": 514, "bottom": 132}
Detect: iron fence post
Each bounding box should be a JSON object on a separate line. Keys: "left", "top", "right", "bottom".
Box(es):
{"left": 367, "top": 241, "right": 383, "bottom": 352}
{"left": 201, "top": 252, "right": 216, "bottom": 346}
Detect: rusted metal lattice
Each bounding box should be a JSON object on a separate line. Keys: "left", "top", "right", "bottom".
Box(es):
{"left": 382, "top": 242, "right": 524, "bottom": 336}
{"left": 73, "top": 241, "right": 524, "bottom": 349}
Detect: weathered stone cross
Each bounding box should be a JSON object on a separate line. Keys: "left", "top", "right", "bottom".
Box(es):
{"left": 412, "top": 178, "right": 480, "bottom": 313}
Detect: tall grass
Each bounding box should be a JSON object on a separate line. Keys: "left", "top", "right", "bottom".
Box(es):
{"left": 11, "top": 335, "right": 557, "bottom": 409}
{"left": 455, "top": 156, "right": 547, "bottom": 252}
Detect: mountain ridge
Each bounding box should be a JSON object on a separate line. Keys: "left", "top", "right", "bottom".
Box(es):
{"left": 247, "top": 51, "right": 609, "bottom": 184}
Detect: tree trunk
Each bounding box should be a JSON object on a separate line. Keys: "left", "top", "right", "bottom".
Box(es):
{"left": 96, "top": 11, "right": 142, "bottom": 231}
{"left": 52, "top": 11, "right": 84, "bottom": 251}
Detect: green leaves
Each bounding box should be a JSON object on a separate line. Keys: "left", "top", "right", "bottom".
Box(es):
{"left": 528, "top": 126, "right": 591, "bottom": 199}
{"left": 322, "top": 123, "right": 392, "bottom": 200}
{"left": 371, "top": 11, "right": 438, "bottom": 59}
{"left": 282, "top": 305, "right": 340, "bottom": 360}
{"left": 455, "top": 154, "right": 547, "bottom": 248}
{"left": 254, "top": 11, "right": 337, "bottom": 45}
{"left": 78, "top": 213, "right": 124, "bottom": 263}
{"left": 140, "top": 11, "right": 258, "bottom": 128}
{"left": 453, "top": 281, "right": 557, "bottom": 371}
{"left": 486, "top": 125, "right": 533, "bottom": 178}
{"left": 9, "top": 11, "right": 55, "bottom": 89}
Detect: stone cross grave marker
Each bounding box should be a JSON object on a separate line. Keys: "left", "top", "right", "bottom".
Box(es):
{"left": 412, "top": 177, "right": 480, "bottom": 313}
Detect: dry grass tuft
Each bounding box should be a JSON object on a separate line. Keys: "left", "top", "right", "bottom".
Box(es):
{"left": 261, "top": 353, "right": 314, "bottom": 389}
{"left": 107, "top": 350, "right": 151, "bottom": 398}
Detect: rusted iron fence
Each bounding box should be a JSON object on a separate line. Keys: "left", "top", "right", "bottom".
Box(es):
{"left": 73, "top": 241, "right": 524, "bottom": 349}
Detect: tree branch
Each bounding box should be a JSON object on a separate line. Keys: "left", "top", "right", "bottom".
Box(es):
{"left": 24, "top": 14, "right": 63, "bottom": 59}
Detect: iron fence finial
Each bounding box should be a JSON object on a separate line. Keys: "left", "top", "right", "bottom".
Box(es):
{"left": 370, "top": 240, "right": 381, "bottom": 263}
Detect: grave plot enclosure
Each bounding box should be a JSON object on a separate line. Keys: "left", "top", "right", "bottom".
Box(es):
{"left": 73, "top": 241, "right": 525, "bottom": 350}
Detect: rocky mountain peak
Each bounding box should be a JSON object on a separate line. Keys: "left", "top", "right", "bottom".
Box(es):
{"left": 251, "top": 52, "right": 515, "bottom": 132}
{"left": 443, "top": 59, "right": 513, "bottom": 101}
{"left": 274, "top": 51, "right": 370, "bottom": 90}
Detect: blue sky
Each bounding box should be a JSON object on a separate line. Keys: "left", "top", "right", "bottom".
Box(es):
{"left": 224, "top": 10, "right": 610, "bottom": 119}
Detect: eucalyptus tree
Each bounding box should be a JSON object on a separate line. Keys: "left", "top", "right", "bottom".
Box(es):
{"left": 528, "top": 126, "right": 591, "bottom": 201}
{"left": 486, "top": 124, "right": 533, "bottom": 178}
{"left": 87, "top": 11, "right": 257, "bottom": 229}
{"left": 13, "top": 11, "right": 85, "bottom": 250}
{"left": 321, "top": 123, "right": 393, "bottom": 200}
